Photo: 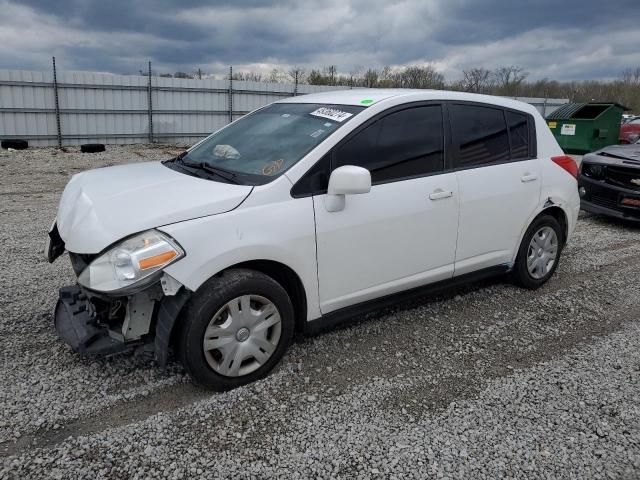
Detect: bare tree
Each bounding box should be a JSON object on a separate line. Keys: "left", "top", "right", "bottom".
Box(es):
{"left": 231, "top": 71, "right": 264, "bottom": 82}
{"left": 621, "top": 67, "right": 640, "bottom": 86}
{"left": 287, "top": 66, "right": 306, "bottom": 85}
{"left": 492, "top": 65, "right": 528, "bottom": 95}
{"left": 362, "top": 68, "right": 380, "bottom": 88}
{"left": 461, "top": 67, "right": 492, "bottom": 93}
{"left": 306, "top": 69, "right": 323, "bottom": 85}
{"left": 266, "top": 68, "right": 283, "bottom": 83}
{"left": 324, "top": 65, "right": 337, "bottom": 85}
{"left": 173, "top": 71, "right": 193, "bottom": 79}
{"left": 395, "top": 65, "right": 445, "bottom": 89}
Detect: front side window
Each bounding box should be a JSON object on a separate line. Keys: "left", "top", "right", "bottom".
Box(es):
{"left": 178, "top": 103, "right": 364, "bottom": 185}
{"left": 450, "top": 104, "right": 510, "bottom": 167}
{"left": 334, "top": 105, "right": 444, "bottom": 184}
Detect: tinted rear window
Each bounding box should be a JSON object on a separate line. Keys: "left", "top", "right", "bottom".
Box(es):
{"left": 450, "top": 104, "right": 510, "bottom": 167}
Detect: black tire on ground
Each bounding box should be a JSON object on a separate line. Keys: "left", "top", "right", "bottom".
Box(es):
{"left": 1, "top": 139, "right": 28, "bottom": 150}
{"left": 176, "top": 268, "right": 295, "bottom": 390}
{"left": 80, "top": 143, "right": 106, "bottom": 153}
{"left": 512, "top": 214, "right": 563, "bottom": 289}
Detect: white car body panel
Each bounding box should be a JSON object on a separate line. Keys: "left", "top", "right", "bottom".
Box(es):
{"left": 160, "top": 176, "right": 323, "bottom": 320}
{"left": 314, "top": 173, "right": 459, "bottom": 313}
{"left": 453, "top": 159, "right": 541, "bottom": 275}
{"left": 56, "top": 161, "right": 252, "bottom": 253}
{"left": 52, "top": 88, "right": 580, "bottom": 327}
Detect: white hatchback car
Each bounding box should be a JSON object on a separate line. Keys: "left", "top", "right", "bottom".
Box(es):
{"left": 47, "top": 89, "right": 580, "bottom": 389}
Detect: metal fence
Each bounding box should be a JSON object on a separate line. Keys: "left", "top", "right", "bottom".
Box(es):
{"left": 0, "top": 62, "right": 569, "bottom": 147}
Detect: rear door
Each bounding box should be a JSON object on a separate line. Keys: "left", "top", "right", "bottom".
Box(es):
{"left": 310, "top": 103, "right": 460, "bottom": 313}
{"left": 450, "top": 103, "right": 541, "bottom": 275}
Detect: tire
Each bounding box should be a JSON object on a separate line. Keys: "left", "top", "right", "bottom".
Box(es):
{"left": 1, "top": 139, "right": 28, "bottom": 150}
{"left": 177, "top": 268, "right": 295, "bottom": 390}
{"left": 80, "top": 143, "right": 105, "bottom": 153}
{"left": 512, "top": 214, "right": 563, "bottom": 289}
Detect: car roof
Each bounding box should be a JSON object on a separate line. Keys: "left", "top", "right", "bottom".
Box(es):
{"left": 276, "top": 88, "right": 538, "bottom": 114}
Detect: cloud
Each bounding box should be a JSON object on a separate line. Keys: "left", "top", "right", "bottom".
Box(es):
{"left": 1, "top": 0, "right": 639, "bottom": 81}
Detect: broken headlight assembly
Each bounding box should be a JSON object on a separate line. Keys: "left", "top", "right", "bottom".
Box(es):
{"left": 78, "top": 230, "right": 184, "bottom": 293}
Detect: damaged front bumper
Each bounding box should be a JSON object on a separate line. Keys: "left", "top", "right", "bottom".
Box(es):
{"left": 56, "top": 285, "right": 133, "bottom": 356}
{"left": 54, "top": 279, "right": 190, "bottom": 367}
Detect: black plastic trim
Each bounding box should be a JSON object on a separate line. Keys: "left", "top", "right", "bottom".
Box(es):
{"left": 580, "top": 199, "right": 640, "bottom": 223}
{"left": 154, "top": 288, "right": 192, "bottom": 367}
{"left": 291, "top": 99, "right": 538, "bottom": 198}
{"left": 303, "top": 265, "right": 511, "bottom": 335}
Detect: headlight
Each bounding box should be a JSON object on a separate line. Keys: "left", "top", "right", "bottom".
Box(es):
{"left": 78, "top": 230, "right": 184, "bottom": 293}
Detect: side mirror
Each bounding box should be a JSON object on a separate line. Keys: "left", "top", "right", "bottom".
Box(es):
{"left": 325, "top": 165, "right": 371, "bottom": 212}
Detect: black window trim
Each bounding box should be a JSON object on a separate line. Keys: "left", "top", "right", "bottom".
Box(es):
{"left": 291, "top": 100, "right": 538, "bottom": 197}
{"left": 291, "top": 100, "right": 448, "bottom": 198}
{"left": 445, "top": 100, "right": 537, "bottom": 173}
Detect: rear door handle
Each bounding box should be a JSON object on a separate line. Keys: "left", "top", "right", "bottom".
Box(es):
{"left": 521, "top": 173, "right": 538, "bottom": 183}
{"left": 429, "top": 189, "right": 453, "bottom": 200}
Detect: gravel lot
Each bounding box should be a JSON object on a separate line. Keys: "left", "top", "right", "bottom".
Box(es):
{"left": 1, "top": 145, "right": 640, "bottom": 479}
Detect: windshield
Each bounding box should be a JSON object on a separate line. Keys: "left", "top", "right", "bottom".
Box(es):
{"left": 180, "top": 103, "right": 364, "bottom": 184}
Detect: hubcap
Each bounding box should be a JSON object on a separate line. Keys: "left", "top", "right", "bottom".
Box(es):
{"left": 236, "top": 327, "right": 250, "bottom": 342}
{"left": 526, "top": 226, "right": 558, "bottom": 280}
{"left": 202, "top": 295, "right": 281, "bottom": 377}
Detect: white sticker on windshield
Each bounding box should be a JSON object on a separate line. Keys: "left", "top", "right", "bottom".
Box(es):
{"left": 310, "top": 129, "right": 325, "bottom": 138}
{"left": 310, "top": 107, "right": 353, "bottom": 123}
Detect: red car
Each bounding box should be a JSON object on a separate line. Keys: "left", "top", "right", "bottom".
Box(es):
{"left": 620, "top": 116, "right": 640, "bottom": 144}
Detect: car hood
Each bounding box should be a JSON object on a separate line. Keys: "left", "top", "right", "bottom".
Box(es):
{"left": 583, "top": 145, "right": 640, "bottom": 166}
{"left": 57, "top": 161, "right": 252, "bottom": 253}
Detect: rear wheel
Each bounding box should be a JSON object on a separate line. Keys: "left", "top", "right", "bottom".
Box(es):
{"left": 177, "top": 269, "right": 294, "bottom": 390}
{"left": 512, "top": 214, "right": 562, "bottom": 289}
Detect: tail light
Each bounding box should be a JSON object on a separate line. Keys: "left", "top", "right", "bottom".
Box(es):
{"left": 551, "top": 155, "right": 578, "bottom": 179}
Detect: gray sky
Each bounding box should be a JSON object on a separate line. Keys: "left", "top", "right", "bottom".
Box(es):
{"left": 1, "top": 0, "right": 639, "bottom": 81}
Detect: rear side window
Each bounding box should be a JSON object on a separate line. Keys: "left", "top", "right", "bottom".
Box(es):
{"left": 506, "top": 110, "right": 530, "bottom": 159}
{"left": 450, "top": 104, "right": 510, "bottom": 167}
{"left": 334, "top": 105, "right": 444, "bottom": 184}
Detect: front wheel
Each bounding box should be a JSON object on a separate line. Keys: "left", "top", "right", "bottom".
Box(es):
{"left": 512, "top": 214, "right": 563, "bottom": 289}
{"left": 177, "top": 269, "right": 295, "bottom": 390}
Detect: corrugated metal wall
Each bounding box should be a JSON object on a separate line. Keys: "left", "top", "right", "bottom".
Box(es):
{"left": 0, "top": 69, "right": 568, "bottom": 147}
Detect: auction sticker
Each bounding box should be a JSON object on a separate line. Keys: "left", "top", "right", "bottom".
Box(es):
{"left": 561, "top": 124, "right": 576, "bottom": 136}
{"left": 310, "top": 107, "right": 353, "bottom": 122}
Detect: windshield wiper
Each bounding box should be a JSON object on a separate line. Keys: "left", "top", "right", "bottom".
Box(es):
{"left": 165, "top": 153, "right": 241, "bottom": 184}
{"left": 184, "top": 161, "right": 240, "bottom": 184}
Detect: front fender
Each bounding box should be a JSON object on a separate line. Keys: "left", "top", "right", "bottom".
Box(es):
{"left": 158, "top": 197, "right": 321, "bottom": 321}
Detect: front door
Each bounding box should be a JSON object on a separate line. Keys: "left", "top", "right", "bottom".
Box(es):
{"left": 313, "top": 104, "right": 460, "bottom": 314}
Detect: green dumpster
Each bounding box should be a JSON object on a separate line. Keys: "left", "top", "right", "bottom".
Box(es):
{"left": 545, "top": 102, "right": 628, "bottom": 154}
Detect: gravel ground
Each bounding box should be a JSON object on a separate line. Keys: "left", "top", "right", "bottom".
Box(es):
{"left": 1, "top": 145, "right": 640, "bottom": 479}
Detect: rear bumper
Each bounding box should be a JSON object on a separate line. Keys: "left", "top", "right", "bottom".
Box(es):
{"left": 579, "top": 175, "right": 640, "bottom": 223}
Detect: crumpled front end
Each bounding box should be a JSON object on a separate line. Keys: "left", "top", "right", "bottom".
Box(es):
{"left": 48, "top": 236, "right": 191, "bottom": 366}
{"left": 55, "top": 285, "right": 134, "bottom": 357}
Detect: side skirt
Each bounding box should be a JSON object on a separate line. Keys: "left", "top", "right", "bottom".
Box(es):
{"left": 303, "top": 265, "right": 511, "bottom": 336}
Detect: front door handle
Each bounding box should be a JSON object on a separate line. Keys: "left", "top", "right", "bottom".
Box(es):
{"left": 521, "top": 173, "right": 538, "bottom": 183}
{"left": 429, "top": 189, "right": 453, "bottom": 200}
